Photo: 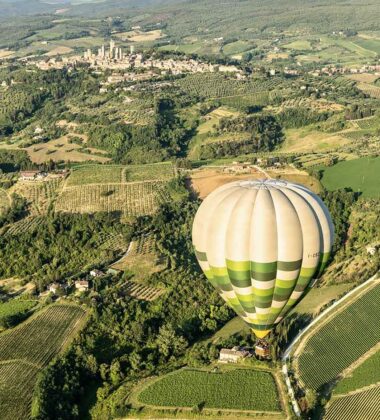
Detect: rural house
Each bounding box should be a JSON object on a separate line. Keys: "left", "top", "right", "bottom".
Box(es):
{"left": 90, "top": 269, "right": 105, "bottom": 277}
{"left": 75, "top": 280, "right": 89, "bottom": 292}
{"left": 48, "top": 282, "right": 68, "bottom": 295}
{"left": 20, "top": 170, "right": 40, "bottom": 181}
{"left": 219, "top": 346, "right": 250, "bottom": 363}
{"left": 366, "top": 245, "right": 378, "bottom": 256}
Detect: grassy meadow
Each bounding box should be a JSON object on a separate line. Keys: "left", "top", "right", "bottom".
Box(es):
{"left": 320, "top": 157, "right": 380, "bottom": 197}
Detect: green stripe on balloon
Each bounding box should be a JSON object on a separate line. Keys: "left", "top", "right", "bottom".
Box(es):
{"left": 195, "top": 250, "right": 208, "bottom": 262}
{"left": 277, "top": 260, "right": 303, "bottom": 271}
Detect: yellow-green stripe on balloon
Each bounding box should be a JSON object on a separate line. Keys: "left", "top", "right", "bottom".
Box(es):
{"left": 192, "top": 179, "right": 334, "bottom": 339}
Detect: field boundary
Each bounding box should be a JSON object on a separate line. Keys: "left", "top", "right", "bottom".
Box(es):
{"left": 337, "top": 341, "right": 380, "bottom": 384}
{"left": 331, "top": 381, "right": 380, "bottom": 400}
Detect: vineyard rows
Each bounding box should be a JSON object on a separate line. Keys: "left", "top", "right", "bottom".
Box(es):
{"left": 96, "top": 232, "right": 129, "bottom": 253}
{"left": 2, "top": 216, "right": 44, "bottom": 237}
{"left": 11, "top": 179, "right": 62, "bottom": 215}
{"left": 353, "top": 117, "right": 380, "bottom": 130}
{"left": 137, "top": 368, "right": 281, "bottom": 412}
{"left": 334, "top": 349, "right": 380, "bottom": 395}
{"left": 123, "top": 281, "right": 165, "bottom": 301}
{"left": 0, "top": 361, "right": 40, "bottom": 420}
{"left": 297, "top": 283, "right": 380, "bottom": 390}
{"left": 67, "top": 165, "right": 124, "bottom": 186}
{"left": 55, "top": 181, "right": 168, "bottom": 216}
{"left": 357, "top": 83, "right": 380, "bottom": 99}
{"left": 277, "top": 97, "right": 341, "bottom": 112}
{"left": 66, "top": 162, "right": 175, "bottom": 186}
{"left": 176, "top": 73, "right": 286, "bottom": 99}
{"left": 123, "top": 162, "right": 175, "bottom": 182}
{"left": 0, "top": 304, "right": 86, "bottom": 367}
{"left": 324, "top": 385, "right": 380, "bottom": 420}
{"left": 0, "top": 304, "right": 86, "bottom": 420}
{"left": 133, "top": 234, "right": 155, "bottom": 255}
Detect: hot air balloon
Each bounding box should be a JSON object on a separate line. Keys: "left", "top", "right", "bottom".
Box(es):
{"left": 192, "top": 179, "right": 334, "bottom": 345}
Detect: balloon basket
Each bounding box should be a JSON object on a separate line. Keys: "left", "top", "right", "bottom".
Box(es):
{"left": 255, "top": 339, "right": 271, "bottom": 359}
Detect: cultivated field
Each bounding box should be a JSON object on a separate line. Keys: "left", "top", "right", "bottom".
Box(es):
{"left": 0, "top": 300, "right": 37, "bottom": 330}
{"left": 55, "top": 181, "right": 169, "bottom": 216}
{"left": 111, "top": 235, "right": 167, "bottom": 282}
{"left": 56, "top": 163, "right": 174, "bottom": 216}
{"left": 2, "top": 216, "right": 44, "bottom": 237}
{"left": 189, "top": 168, "right": 263, "bottom": 199}
{"left": 281, "top": 128, "right": 350, "bottom": 153}
{"left": 23, "top": 135, "right": 110, "bottom": 164}
{"left": 123, "top": 281, "right": 165, "bottom": 302}
{"left": 11, "top": 179, "right": 62, "bottom": 215}
{"left": 67, "top": 162, "right": 175, "bottom": 186}
{"left": 333, "top": 349, "right": 380, "bottom": 395}
{"left": 44, "top": 46, "right": 73, "bottom": 57}
{"left": 67, "top": 165, "right": 124, "bottom": 186}
{"left": 346, "top": 73, "right": 379, "bottom": 84}
{"left": 296, "top": 281, "right": 380, "bottom": 391}
{"left": 123, "top": 162, "right": 175, "bottom": 182}
{"left": 356, "top": 82, "right": 380, "bottom": 98}
{"left": 324, "top": 385, "right": 380, "bottom": 420}
{"left": 116, "top": 29, "right": 164, "bottom": 42}
{"left": 0, "top": 49, "right": 15, "bottom": 59}
{"left": 0, "top": 304, "right": 87, "bottom": 420}
{"left": 320, "top": 156, "right": 380, "bottom": 197}
{"left": 176, "top": 73, "right": 287, "bottom": 100}
{"left": 134, "top": 367, "right": 282, "bottom": 414}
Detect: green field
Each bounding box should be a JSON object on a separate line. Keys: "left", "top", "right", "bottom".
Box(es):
{"left": 222, "top": 40, "right": 255, "bottom": 56}
{"left": 283, "top": 40, "right": 312, "bottom": 50}
{"left": 67, "top": 162, "right": 175, "bottom": 186}
{"left": 292, "top": 284, "right": 352, "bottom": 315}
{"left": 66, "top": 165, "right": 124, "bottom": 186}
{"left": 0, "top": 300, "right": 37, "bottom": 329}
{"left": 296, "top": 282, "right": 380, "bottom": 391}
{"left": 334, "top": 350, "right": 380, "bottom": 395}
{"left": 320, "top": 157, "right": 380, "bottom": 197}
{"left": 137, "top": 368, "right": 281, "bottom": 412}
{"left": 355, "top": 38, "right": 380, "bottom": 54}
{"left": 0, "top": 304, "right": 87, "bottom": 420}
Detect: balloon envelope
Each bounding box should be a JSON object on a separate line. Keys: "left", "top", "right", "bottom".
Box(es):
{"left": 192, "top": 179, "right": 334, "bottom": 338}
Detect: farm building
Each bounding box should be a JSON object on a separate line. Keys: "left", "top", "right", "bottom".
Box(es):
{"left": 48, "top": 282, "right": 68, "bottom": 295}
{"left": 75, "top": 280, "right": 89, "bottom": 292}
{"left": 223, "top": 164, "right": 252, "bottom": 174}
{"left": 366, "top": 245, "right": 378, "bottom": 256}
{"left": 20, "top": 170, "right": 41, "bottom": 181}
{"left": 90, "top": 269, "right": 105, "bottom": 277}
{"left": 219, "top": 346, "right": 250, "bottom": 363}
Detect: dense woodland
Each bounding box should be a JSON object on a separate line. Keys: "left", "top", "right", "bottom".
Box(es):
{"left": 31, "top": 197, "right": 233, "bottom": 419}
{"left": 0, "top": 213, "right": 131, "bottom": 290}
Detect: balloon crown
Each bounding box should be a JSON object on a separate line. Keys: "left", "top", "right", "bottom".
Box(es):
{"left": 238, "top": 179, "right": 289, "bottom": 190}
